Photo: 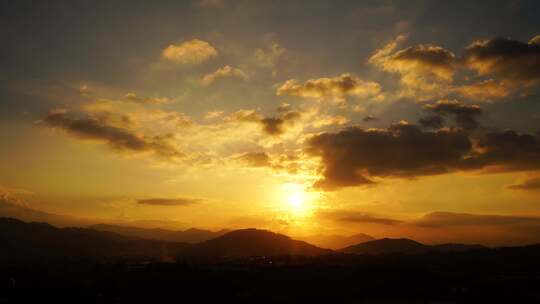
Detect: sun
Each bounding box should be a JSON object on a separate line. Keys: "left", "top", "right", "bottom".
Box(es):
{"left": 287, "top": 190, "right": 306, "bottom": 212}
{"left": 281, "top": 183, "right": 313, "bottom": 215}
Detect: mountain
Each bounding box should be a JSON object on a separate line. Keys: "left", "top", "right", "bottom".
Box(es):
{"left": 0, "top": 219, "right": 331, "bottom": 259}
{"left": 341, "top": 238, "right": 432, "bottom": 255}
{"left": 0, "top": 218, "right": 190, "bottom": 259}
{"left": 432, "top": 243, "right": 486, "bottom": 252}
{"left": 302, "top": 233, "right": 375, "bottom": 249}
{"left": 186, "top": 228, "right": 333, "bottom": 258}
{"left": 0, "top": 195, "right": 94, "bottom": 227}
{"left": 89, "top": 223, "right": 230, "bottom": 243}
{"left": 341, "top": 238, "right": 486, "bottom": 255}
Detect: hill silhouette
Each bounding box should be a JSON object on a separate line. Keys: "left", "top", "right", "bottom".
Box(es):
{"left": 89, "top": 223, "right": 230, "bottom": 243}
{"left": 0, "top": 218, "right": 488, "bottom": 260}
{"left": 0, "top": 218, "right": 189, "bottom": 259}
{"left": 186, "top": 228, "right": 333, "bottom": 258}
{"left": 341, "top": 238, "right": 485, "bottom": 255}
{"left": 341, "top": 238, "right": 430, "bottom": 254}
{"left": 302, "top": 233, "right": 374, "bottom": 249}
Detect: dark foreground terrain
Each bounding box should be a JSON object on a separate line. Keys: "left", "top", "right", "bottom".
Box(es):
{"left": 2, "top": 250, "right": 540, "bottom": 303}
{"left": 1, "top": 218, "right": 540, "bottom": 303}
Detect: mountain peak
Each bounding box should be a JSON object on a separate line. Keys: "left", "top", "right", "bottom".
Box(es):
{"left": 341, "top": 238, "right": 430, "bottom": 255}
{"left": 188, "top": 228, "right": 331, "bottom": 258}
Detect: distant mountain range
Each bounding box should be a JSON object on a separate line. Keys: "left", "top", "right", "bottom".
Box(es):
{"left": 0, "top": 217, "right": 489, "bottom": 260}
{"left": 0, "top": 218, "right": 189, "bottom": 259}
{"left": 0, "top": 218, "right": 331, "bottom": 259}
{"left": 340, "top": 238, "right": 485, "bottom": 255}
{"left": 89, "top": 223, "right": 230, "bottom": 243}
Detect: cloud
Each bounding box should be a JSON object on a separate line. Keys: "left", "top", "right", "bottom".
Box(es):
{"left": 308, "top": 122, "right": 473, "bottom": 190}
{"left": 225, "top": 109, "right": 262, "bottom": 123}
{"left": 226, "top": 108, "right": 301, "bottom": 136}
{"left": 407, "top": 211, "right": 540, "bottom": 246}
{"left": 123, "top": 92, "right": 174, "bottom": 105}
{"left": 238, "top": 152, "right": 271, "bottom": 167}
{"left": 162, "top": 39, "right": 218, "bottom": 64}
{"left": 308, "top": 114, "right": 540, "bottom": 190}
{"left": 201, "top": 65, "right": 248, "bottom": 85}
{"left": 530, "top": 35, "right": 540, "bottom": 45}
{"left": 312, "top": 114, "right": 349, "bottom": 128}
{"left": 276, "top": 74, "right": 382, "bottom": 104}
{"left": 454, "top": 79, "right": 514, "bottom": 101}
{"left": 472, "top": 130, "right": 540, "bottom": 172}
{"left": 369, "top": 36, "right": 455, "bottom": 98}
{"left": 318, "top": 210, "right": 540, "bottom": 246}
{"left": 363, "top": 115, "right": 378, "bottom": 122}
{"left": 204, "top": 110, "right": 224, "bottom": 119}
{"left": 41, "top": 110, "right": 184, "bottom": 161}
{"left": 507, "top": 177, "right": 540, "bottom": 191}
{"left": 418, "top": 115, "right": 444, "bottom": 129}
{"left": 462, "top": 35, "right": 540, "bottom": 84}
{"left": 370, "top": 43, "right": 456, "bottom": 81}
{"left": 260, "top": 111, "right": 301, "bottom": 136}
{"left": 317, "top": 210, "right": 403, "bottom": 226}
{"left": 136, "top": 197, "right": 202, "bottom": 206}
{"left": 369, "top": 35, "right": 540, "bottom": 101}
{"left": 415, "top": 211, "right": 540, "bottom": 228}
{"left": 254, "top": 41, "right": 285, "bottom": 75}
{"left": 423, "top": 100, "right": 482, "bottom": 130}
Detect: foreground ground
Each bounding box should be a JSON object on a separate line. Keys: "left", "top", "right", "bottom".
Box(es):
{"left": 1, "top": 247, "right": 540, "bottom": 303}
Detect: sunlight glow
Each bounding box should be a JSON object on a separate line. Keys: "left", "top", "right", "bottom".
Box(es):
{"left": 287, "top": 190, "right": 306, "bottom": 212}
{"left": 281, "top": 183, "right": 314, "bottom": 216}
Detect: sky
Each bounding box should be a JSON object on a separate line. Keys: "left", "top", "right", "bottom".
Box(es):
{"left": 1, "top": 0, "right": 540, "bottom": 245}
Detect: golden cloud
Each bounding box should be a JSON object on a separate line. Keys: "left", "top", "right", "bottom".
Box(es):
{"left": 201, "top": 65, "right": 248, "bottom": 85}
{"left": 453, "top": 79, "right": 514, "bottom": 101}
{"left": 123, "top": 92, "right": 174, "bottom": 105}
{"left": 162, "top": 39, "right": 218, "bottom": 64}
{"left": 276, "top": 74, "right": 382, "bottom": 104}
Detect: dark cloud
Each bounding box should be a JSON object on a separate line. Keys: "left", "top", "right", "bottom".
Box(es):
{"left": 462, "top": 36, "right": 540, "bottom": 83}
{"left": 308, "top": 119, "right": 540, "bottom": 190}
{"left": 418, "top": 115, "right": 444, "bottom": 129}
{"left": 507, "top": 177, "right": 540, "bottom": 191}
{"left": 424, "top": 100, "right": 483, "bottom": 130}
{"left": 227, "top": 108, "right": 301, "bottom": 136}
{"left": 363, "top": 115, "right": 377, "bottom": 122}
{"left": 42, "top": 110, "right": 184, "bottom": 160}
{"left": 259, "top": 111, "right": 301, "bottom": 136}
{"left": 318, "top": 210, "right": 402, "bottom": 226}
{"left": 308, "top": 123, "right": 473, "bottom": 190}
{"left": 136, "top": 198, "right": 201, "bottom": 206}
{"left": 238, "top": 152, "right": 271, "bottom": 167}
{"left": 414, "top": 211, "right": 540, "bottom": 228}
{"left": 473, "top": 130, "right": 540, "bottom": 171}
{"left": 260, "top": 117, "right": 285, "bottom": 135}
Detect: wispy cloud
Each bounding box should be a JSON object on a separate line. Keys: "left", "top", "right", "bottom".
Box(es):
{"left": 136, "top": 197, "right": 203, "bottom": 206}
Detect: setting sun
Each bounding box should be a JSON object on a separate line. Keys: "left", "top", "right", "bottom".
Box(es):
{"left": 281, "top": 183, "right": 315, "bottom": 216}
{"left": 287, "top": 190, "right": 305, "bottom": 211}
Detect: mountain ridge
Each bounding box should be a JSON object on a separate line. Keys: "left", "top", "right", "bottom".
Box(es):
{"left": 340, "top": 238, "right": 486, "bottom": 255}
{"left": 89, "top": 223, "right": 230, "bottom": 243}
